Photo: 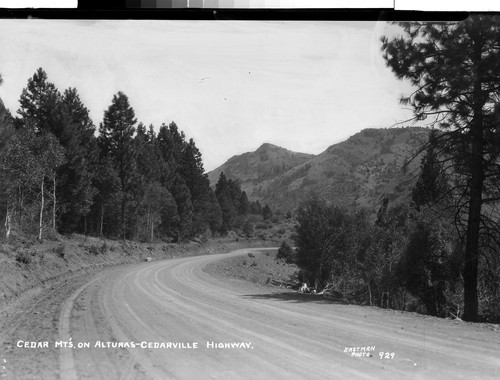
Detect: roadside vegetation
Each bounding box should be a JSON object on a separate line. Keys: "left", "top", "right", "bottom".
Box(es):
{"left": 291, "top": 16, "right": 500, "bottom": 323}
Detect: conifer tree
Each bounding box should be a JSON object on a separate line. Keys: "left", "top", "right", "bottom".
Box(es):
{"left": 412, "top": 131, "right": 448, "bottom": 210}
{"left": 238, "top": 191, "right": 250, "bottom": 215}
{"left": 17, "top": 68, "right": 62, "bottom": 135}
{"left": 382, "top": 16, "right": 500, "bottom": 320}
{"left": 171, "top": 174, "right": 194, "bottom": 241}
{"left": 215, "top": 172, "right": 237, "bottom": 234}
{"left": 99, "top": 92, "right": 138, "bottom": 239}
{"left": 59, "top": 87, "right": 98, "bottom": 232}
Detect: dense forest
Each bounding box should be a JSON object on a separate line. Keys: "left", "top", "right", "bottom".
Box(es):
{"left": 0, "top": 68, "right": 273, "bottom": 244}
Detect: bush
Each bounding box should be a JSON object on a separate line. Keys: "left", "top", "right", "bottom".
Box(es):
{"left": 87, "top": 245, "right": 101, "bottom": 255}
{"left": 100, "top": 241, "right": 108, "bottom": 254}
{"left": 256, "top": 222, "right": 268, "bottom": 230}
{"left": 44, "top": 228, "right": 60, "bottom": 241}
{"left": 53, "top": 244, "right": 66, "bottom": 258}
{"left": 248, "top": 252, "right": 255, "bottom": 258}
{"left": 16, "top": 250, "right": 32, "bottom": 264}
{"left": 243, "top": 221, "right": 255, "bottom": 237}
{"left": 277, "top": 241, "right": 294, "bottom": 263}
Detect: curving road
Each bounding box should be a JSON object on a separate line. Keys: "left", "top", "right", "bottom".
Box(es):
{"left": 58, "top": 248, "right": 499, "bottom": 380}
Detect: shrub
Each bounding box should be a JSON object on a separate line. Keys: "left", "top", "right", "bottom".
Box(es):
{"left": 100, "top": 241, "right": 108, "bottom": 254}
{"left": 44, "top": 228, "right": 59, "bottom": 241}
{"left": 16, "top": 251, "right": 32, "bottom": 264}
{"left": 53, "top": 244, "right": 66, "bottom": 258}
{"left": 87, "top": 245, "right": 100, "bottom": 255}
{"left": 248, "top": 252, "right": 255, "bottom": 258}
{"left": 277, "top": 241, "right": 294, "bottom": 263}
{"left": 256, "top": 222, "right": 268, "bottom": 230}
{"left": 243, "top": 221, "right": 255, "bottom": 237}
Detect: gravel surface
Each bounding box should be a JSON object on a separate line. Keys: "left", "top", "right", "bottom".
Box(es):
{"left": 1, "top": 248, "right": 499, "bottom": 379}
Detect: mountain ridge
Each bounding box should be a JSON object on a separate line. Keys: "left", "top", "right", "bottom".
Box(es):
{"left": 207, "top": 127, "right": 430, "bottom": 213}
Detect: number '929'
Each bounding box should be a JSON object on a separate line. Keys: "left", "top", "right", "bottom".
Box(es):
{"left": 379, "top": 352, "right": 395, "bottom": 359}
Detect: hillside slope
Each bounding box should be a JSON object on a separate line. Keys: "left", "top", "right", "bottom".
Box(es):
{"left": 209, "top": 127, "right": 429, "bottom": 212}
{"left": 207, "top": 143, "right": 314, "bottom": 197}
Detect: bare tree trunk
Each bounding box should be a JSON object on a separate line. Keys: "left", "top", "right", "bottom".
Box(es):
{"left": 4, "top": 204, "right": 11, "bottom": 240}
{"left": 367, "top": 282, "right": 372, "bottom": 306}
{"left": 52, "top": 174, "right": 56, "bottom": 230}
{"left": 39, "top": 178, "right": 44, "bottom": 241}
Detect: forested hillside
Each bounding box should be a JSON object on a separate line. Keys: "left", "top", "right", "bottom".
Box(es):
{"left": 0, "top": 68, "right": 271, "bottom": 243}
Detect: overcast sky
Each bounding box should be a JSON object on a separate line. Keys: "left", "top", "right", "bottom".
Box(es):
{"left": 0, "top": 20, "right": 415, "bottom": 171}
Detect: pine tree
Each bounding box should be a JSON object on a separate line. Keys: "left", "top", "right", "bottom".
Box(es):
{"left": 180, "top": 138, "right": 214, "bottom": 234}
{"left": 99, "top": 92, "right": 139, "bottom": 239}
{"left": 412, "top": 131, "right": 449, "bottom": 210}
{"left": 382, "top": 16, "right": 500, "bottom": 321}
{"left": 238, "top": 191, "right": 250, "bottom": 215}
{"left": 215, "top": 172, "right": 237, "bottom": 234}
{"left": 250, "top": 200, "right": 262, "bottom": 215}
{"left": 93, "top": 154, "right": 122, "bottom": 237}
{"left": 171, "top": 174, "right": 194, "bottom": 241}
{"left": 262, "top": 204, "right": 273, "bottom": 221}
{"left": 17, "top": 68, "right": 62, "bottom": 135}
{"left": 58, "top": 87, "right": 98, "bottom": 232}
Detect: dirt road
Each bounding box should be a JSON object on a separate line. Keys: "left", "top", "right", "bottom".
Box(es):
{"left": 2, "top": 248, "right": 499, "bottom": 379}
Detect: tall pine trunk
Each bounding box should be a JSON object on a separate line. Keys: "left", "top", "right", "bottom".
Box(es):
{"left": 463, "top": 60, "right": 486, "bottom": 322}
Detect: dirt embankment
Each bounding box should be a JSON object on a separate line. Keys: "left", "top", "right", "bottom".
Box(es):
{"left": 203, "top": 249, "right": 298, "bottom": 287}
{"left": 0, "top": 232, "right": 278, "bottom": 314}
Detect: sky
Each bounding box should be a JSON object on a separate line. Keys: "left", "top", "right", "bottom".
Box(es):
{"left": 0, "top": 19, "right": 416, "bottom": 171}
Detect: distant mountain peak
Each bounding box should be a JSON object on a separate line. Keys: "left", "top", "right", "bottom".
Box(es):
{"left": 256, "top": 142, "right": 280, "bottom": 152}
{"left": 208, "top": 126, "right": 430, "bottom": 213}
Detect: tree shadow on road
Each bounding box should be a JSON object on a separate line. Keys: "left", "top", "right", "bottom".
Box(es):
{"left": 241, "top": 291, "right": 351, "bottom": 305}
